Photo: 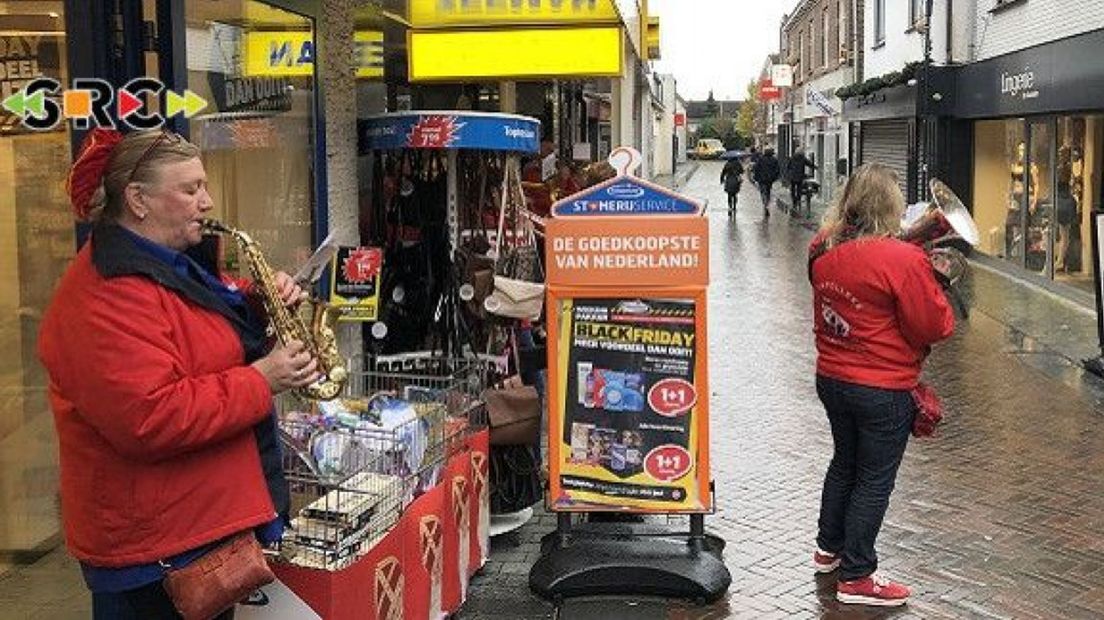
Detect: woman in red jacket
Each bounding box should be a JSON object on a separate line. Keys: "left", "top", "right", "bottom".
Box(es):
{"left": 808, "top": 164, "right": 955, "bottom": 607}
{"left": 38, "top": 129, "right": 321, "bottom": 619}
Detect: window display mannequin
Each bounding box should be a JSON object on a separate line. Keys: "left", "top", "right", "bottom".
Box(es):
{"left": 1055, "top": 146, "right": 1076, "bottom": 272}
{"left": 1005, "top": 141, "right": 1038, "bottom": 259}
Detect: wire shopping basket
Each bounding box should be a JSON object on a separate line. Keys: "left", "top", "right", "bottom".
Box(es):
{"left": 275, "top": 353, "right": 490, "bottom": 571}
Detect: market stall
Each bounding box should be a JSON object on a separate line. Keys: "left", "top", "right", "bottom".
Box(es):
{"left": 254, "top": 111, "right": 546, "bottom": 619}
{"left": 355, "top": 111, "right": 548, "bottom": 526}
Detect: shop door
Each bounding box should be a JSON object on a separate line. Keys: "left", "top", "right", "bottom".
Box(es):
{"left": 860, "top": 119, "right": 910, "bottom": 199}
{"left": 166, "top": 0, "right": 323, "bottom": 275}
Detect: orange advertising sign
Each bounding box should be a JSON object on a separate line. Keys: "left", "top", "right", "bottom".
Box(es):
{"left": 546, "top": 216, "right": 709, "bottom": 287}
{"left": 543, "top": 147, "right": 712, "bottom": 514}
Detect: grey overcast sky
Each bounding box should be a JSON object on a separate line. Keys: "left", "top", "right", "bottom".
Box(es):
{"left": 650, "top": 0, "right": 796, "bottom": 102}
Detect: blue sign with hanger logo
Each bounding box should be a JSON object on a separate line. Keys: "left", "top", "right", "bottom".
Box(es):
{"left": 552, "top": 176, "right": 701, "bottom": 217}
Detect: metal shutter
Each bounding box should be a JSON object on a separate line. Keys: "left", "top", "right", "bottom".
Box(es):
{"left": 859, "top": 120, "right": 910, "bottom": 198}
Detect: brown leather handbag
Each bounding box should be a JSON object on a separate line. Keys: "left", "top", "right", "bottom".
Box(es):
{"left": 483, "top": 376, "right": 541, "bottom": 446}
{"left": 162, "top": 531, "right": 275, "bottom": 620}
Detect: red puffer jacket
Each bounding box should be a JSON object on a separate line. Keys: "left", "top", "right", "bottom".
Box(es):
{"left": 38, "top": 239, "right": 276, "bottom": 567}
{"left": 810, "top": 235, "right": 955, "bottom": 389}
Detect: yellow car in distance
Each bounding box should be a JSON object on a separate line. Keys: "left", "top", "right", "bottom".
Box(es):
{"left": 693, "top": 138, "right": 726, "bottom": 160}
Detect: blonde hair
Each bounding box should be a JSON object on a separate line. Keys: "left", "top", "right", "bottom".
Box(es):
{"left": 820, "top": 163, "right": 905, "bottom": 248}
{"left": 90, "top": 130, "right": 201, "bottom": 223}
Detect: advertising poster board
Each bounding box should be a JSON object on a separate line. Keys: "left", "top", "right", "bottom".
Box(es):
{"left": 545, "top": 153, "right": 710, "bottom": 513}
{"left": 548, "top": 290, "right": 709, "bottom": 512}
{"left": 532, "top": 147, "right": 729, "bottom": 603}
{"left": 329, "top": 246, "right": 382, "bottom": 321}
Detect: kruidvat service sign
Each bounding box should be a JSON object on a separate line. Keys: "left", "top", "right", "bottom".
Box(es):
{"left": 552, "top": 176, "right": 701, "bottom": 217}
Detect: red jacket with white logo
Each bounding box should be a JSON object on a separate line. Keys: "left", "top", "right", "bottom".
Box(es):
{"left": 810, "top": 235, "right": 955, "bottom": 389}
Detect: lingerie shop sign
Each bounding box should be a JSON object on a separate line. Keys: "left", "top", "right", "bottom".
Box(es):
{"left": 1000, "top": 68, "right": 1040, "bottom": 101}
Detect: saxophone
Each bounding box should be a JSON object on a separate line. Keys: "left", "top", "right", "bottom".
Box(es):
{"left": 201, "top": 219, "right": 347, "bottom": 401}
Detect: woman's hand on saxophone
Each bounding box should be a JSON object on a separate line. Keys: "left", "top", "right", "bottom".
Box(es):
{"left": 251, "top": 340, "right": 321, "bottom": 394}
{"left": 273, "top": 271, "right": 308, "bottom": 307}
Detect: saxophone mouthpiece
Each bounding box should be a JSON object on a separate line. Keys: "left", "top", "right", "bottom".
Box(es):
{"left": 200, "top": 219, "right": 228, "bottom": 233}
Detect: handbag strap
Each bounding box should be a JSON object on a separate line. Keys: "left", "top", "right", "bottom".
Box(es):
{"left": 493, "top": 157, "right": 514, "bottom": 267}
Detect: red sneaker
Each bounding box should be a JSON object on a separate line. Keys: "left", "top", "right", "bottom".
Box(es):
{"left": 813, "top": 548, "right": 840, "bottom": 573}
{"left": 836, "top": 574, "right": 911, "bottom": 606}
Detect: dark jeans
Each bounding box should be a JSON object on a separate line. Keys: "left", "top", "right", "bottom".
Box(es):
{"left": 93, "top": 581, "right": 235, "bottom": 620}
{"left": 726, "top": 188, "right": 739, "bottom": 210}
{"left": 815, "top": 375, "right": 915, "bottom": 581}
{"left": 759, "top": 182, "right": 773, "bottom": 208}
{"left": 790, "top": 181, "right": 805, "bottom": 214}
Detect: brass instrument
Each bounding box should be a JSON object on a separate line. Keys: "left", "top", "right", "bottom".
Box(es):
{"left": 901, "top": 178, "right": 980, "bottom": 250}
{"left": 901, "top": 179, "right": 979, "bottom": 316}
{"left": 202, "top": 219, "right": 347, "bottom": 401}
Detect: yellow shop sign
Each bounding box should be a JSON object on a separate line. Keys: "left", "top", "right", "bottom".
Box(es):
{"left": 409, "top": 0, "right": 620, "bottom": 28}
{"left": 409, "top": 27, "right": 622, "bottom": 81}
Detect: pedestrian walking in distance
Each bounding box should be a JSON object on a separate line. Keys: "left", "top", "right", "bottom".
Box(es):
{"left": 808, "top": 163, "right": 955, "bottom": 607}
{"left": 787, "top": 149, "right": 817, "bottom": 217}
{"left": 753, "top": 148, "right": 781, "bottom": 218}
{"left": 747, "top": 146, "right": 761, "bottom": 181}
{"left": 721, "top": 156, "right": 744, "bottom": 217}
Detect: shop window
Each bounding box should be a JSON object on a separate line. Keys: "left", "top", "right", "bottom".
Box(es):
{"left": 1055, "top": 115, "right": 1103, "bottom": 291}
{"left": 974, "top": 116, "right": 1102, "bottom": 289}
{"left": 184, "top": 0, "right": 317, "bottom": 276}
{"left": 972, "top": 119, "right": 1025, "bottom": 261}
{"left": 0, "top": 2, "right": 70, "bottom": 562}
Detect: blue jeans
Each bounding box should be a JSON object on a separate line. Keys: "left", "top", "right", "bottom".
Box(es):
{"left": 815, "top": 375, "right": 915, "bottom": 581}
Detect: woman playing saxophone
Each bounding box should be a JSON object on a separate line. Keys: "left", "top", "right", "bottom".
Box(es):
{"left": 38, "top": 128, "right": 319, "bottom": 619}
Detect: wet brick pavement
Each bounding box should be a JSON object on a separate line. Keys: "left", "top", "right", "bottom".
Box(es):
{"left": 460, "top": 162, "right": 1104, "bottom": 619}
{"left": 4, "top": 162, "right": 1104, "bottom": 619}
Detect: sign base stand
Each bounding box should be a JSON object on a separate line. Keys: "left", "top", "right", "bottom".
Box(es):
{"left": 1083, "top": 355, "right": 1104, "bottom": 378}
{"left": 489, "top": 507, "right": 534, "bottom": 537}
{"left": 529, "top": 514, "right": 731, "bottom": 604}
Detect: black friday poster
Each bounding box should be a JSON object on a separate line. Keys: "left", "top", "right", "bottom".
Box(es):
{"left": 552, "top": 297, "right": 705, "bottom": 511}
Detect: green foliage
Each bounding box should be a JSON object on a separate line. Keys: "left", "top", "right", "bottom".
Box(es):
{"left": 737, "top": 80, "right": 760, "bottom": 141}
{"left": 834, "top": 61, "right": 926, "bottom": 100}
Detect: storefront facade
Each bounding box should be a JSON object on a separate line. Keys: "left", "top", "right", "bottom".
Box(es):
{"left": 957, "top": 29, "right": 1104, "bottom": 291}
{"left": 802, "top": 72, "right": 848, "bottom": 204}
{"left": 0, "top": 0, "right": 365, "bottom": 574}
{"left": 842, "top": 84, "right": 918, "bottom": 202}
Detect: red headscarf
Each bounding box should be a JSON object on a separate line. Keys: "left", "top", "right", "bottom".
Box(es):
{"left": 66, "top": 128, "right": 125, "bottom": 221}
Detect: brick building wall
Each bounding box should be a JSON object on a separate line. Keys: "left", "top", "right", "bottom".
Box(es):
{"left": 782, "top": 0, "right": 855, "bottom": 87}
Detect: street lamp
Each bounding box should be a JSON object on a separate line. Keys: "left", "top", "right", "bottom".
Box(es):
{"left": 918, "top": 0, "right": 936, "bottom": 197}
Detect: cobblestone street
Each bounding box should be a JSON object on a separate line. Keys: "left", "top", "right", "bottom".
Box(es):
{"left": 461, "top": 162, "right": 1104, "bottom": 619}
{"left": 4, "top": 163, "right": 1104, "bottom": 619}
